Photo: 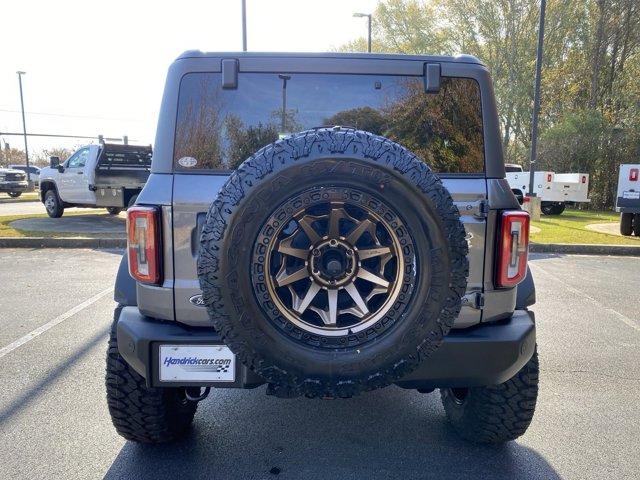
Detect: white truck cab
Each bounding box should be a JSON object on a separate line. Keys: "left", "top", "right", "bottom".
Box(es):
{"left": 39, "top": 143, "right": 152, "bottom": 218}
{"left": 616, "top": 164, "right": 640, "bottom": 236}
{"left": 505, "top": 164, "right": 589, "bottom": 215}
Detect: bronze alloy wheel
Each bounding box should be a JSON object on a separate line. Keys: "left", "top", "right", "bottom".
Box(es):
{"left": 252, "top": 186, "right": 416, "bottom": 346}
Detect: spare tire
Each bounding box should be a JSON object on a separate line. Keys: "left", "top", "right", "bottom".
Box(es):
{"left": 198, "top": 128, "right": 468, "bottom": 398}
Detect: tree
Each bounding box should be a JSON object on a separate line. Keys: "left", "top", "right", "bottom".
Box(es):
{"left": 224, "top": 115, "right": 279, "bottom": 170}
{"left": 336, "top": 0, "right": 640, "bottom": 208}
{"left": 323, "top": 107, "right": 388, "bottom": 134}
{"left": 0, "top": 147, "right": 26, "bottom": 167}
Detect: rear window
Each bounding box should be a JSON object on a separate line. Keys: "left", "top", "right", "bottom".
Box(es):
{"left": 174, "top": 73, "right": 484, "bottom": 173}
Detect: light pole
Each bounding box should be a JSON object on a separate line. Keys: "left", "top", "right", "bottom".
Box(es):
{"left": 528, "top": 0, "right": 546, "bottom": 199}
{"left": 353, "top": 13, "right": 372, "bottom": 53}
{"left": 241, "top": 0, "right": 247, "bottom": 51}
{"left": 16, "top": 71, "right": 31, "bottom": 186}
{"left": 278, "top": 74, "right": 291, "bottom": 133}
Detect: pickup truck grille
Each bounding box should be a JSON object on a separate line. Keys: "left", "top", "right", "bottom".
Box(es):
{"left": 5, "top": 172, "right": 25, "bottom": 181}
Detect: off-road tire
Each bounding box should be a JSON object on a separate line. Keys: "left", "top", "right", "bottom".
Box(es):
{"left": 105, "top": 306, "right": 197, "bottom": 443}
{"left": 198, "top": 127, "right": 468, "bottom": 399}
{"left": 8, "top": 191, "right": 22, "bottom": 198}
{"left": 44, "top": 189, "right": 64, "bottom": 218}
{"left": 633, "top": 214, "right": 640, "bottom": 236}
{"left": 106, "top": 207, "right": 122, "bottom": 215}
{"left": 440, "top": 349, "right": 539, "bottom": 444}
{"left": 620, "top": 213, "right": 633, "bottom": 236}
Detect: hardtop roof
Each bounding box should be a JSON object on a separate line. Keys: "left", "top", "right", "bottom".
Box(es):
{"left": 176, "top": 50, "right": 483, "bottom": 65}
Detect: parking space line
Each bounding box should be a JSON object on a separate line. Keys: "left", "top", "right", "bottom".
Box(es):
{"left": 530, "top": 262, "right": 639, "bottom": 333}
{"left": 0, "top": 288, "right": 112, "bottom": 359}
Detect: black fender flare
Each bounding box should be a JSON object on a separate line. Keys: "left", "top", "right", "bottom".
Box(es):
{"left": 516, "top": 265, "right": 535, "bottom": 309}
{"left": 114, "top": 253, "right": 137, "bottom": 306}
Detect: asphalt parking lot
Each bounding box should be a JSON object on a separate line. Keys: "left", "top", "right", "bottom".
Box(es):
{"left": 0, "top": 250, "right": 638, "bottom": 479}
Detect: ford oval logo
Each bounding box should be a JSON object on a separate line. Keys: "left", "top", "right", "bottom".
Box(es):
{"left": 189, "top": 294, "right": 206, "bottom": 307}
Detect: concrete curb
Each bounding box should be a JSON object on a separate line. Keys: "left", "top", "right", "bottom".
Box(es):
{"left": 530, "top": 243, "right": 640, "bottom": 256}
{"left": 0, "top": 237, "right": 126, "bottom": 249}
{"left": 0, "top": 237, "right": 638, "bottom": 256}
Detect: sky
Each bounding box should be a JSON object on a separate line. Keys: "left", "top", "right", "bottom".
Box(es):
{"left": 0, "top": 0, "right": 379, "bottom": 156}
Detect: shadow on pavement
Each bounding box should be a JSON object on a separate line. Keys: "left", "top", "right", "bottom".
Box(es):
{"left": 105, "top": 386, "right": 560, "bottom": 479}
{"left": 0, "top": 326, "right": 109, "bottom": 424}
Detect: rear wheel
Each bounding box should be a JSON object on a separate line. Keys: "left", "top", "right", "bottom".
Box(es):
{"left": 541, "top": 202, "right": 564, "bottom": 215}
{"left": 105, "top": 306, "right": 197, "bottom": 443}
{"left": 440, "top": 349, "right": 539, "bottom": 444}
{"left": 106, "top": 207, "right": 122, "bottom": 215}
{"left": 8, "top": 191, "right": 22, "bottom": 198}
{"left": 620, "top": 213, "right": 633, "bottom": 236}
{"left": 44, "top": 189, "right": 64, "bottom": 218}
{"left": 633, "top": 214, "right": 640, "bottom": 236}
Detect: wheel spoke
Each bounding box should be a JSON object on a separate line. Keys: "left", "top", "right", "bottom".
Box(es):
{"left": 356, "top": 268, "right": 389, "bottom": 288}
{"left": 358, "top": 246, "right": 391, "bottom": 260}
{"left": 346, "top": 218, "right": 374, "bottom": 244}
{"left": 366, "top": 286, "right": 388, "bottom": 303}
{"left": 294, "top": 282, "right": 321, "bottom": 314}
{"left": 326, "top": 289, "right": 338, "bottom": 325}
{"left": 328, "top": 204, "right": 345, "bottom": 239}
{"left": 277, "top": 235, "right": 308, "bottom": 259}
{"left": 276, "top": 266, "right": 310, "bottom": 286}
{"left": 344, "top": 283, "right": 369, "bottom": 315}
{"left": 298, "top": 215, "right": 322, "bottom": 243}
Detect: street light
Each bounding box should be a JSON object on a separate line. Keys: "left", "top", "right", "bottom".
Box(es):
{"left": 16, "top": 71, "right": 31, "bottom": 187}
{"left": 528, "top": 0, "right": 546, "bottom": 201}
{"left": 353, "top": 12, "right": 372, "bottom": 53}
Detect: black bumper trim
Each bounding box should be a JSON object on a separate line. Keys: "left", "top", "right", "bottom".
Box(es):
{"left": 116, "top": 307, "right": 535, "bottom": 389}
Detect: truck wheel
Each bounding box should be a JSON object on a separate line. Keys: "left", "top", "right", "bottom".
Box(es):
{"left": 440, "top": 348, "right": 539, "bottom": 444}
{"left": 541, "top": 203, "right": 554, "bottom": 215}
{"left": 44, "top": 189, "right": 64, "bottom": 218}
{"left": 198, "top": 127, "right": 468, "bottom": 398}
{"left": 633, "top": 214, "right": 640, "bottom": 236}
{"left": 8, "top": 191, "right": 22, "bottom": 198}
{"left": 106, "top": 207, "right": 122, "bottom": 215}
{"left": 553, "top": 203, "right": 565, "bottom": 215}
{"left": 106, "top": 306, "right": 197, "bottom": 443}
{"left": 620, "top": 213, "right": 633, "bottom": 236}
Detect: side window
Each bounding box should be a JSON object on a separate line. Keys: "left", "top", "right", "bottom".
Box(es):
{"left": 67, "top": 148, "right": 89, "bottom": 168}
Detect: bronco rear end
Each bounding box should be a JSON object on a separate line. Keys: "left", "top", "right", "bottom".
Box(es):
{"left": 107, "top": 52, "right": 538, "bottom": 445}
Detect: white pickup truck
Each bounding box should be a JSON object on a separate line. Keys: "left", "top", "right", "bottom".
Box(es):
{"left": 616, "top": 164, "right": 640, "bottom": 236}
{"left": 505, "top": 164, "right": 590, "bottom": 215}
{"left": 39, "top": 143, "right": 152, "bottom": 218}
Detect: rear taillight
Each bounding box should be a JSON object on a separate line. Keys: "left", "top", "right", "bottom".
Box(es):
{"left": 630, "top": 169, "right": 639, "bottom": 182}
{"left": 581, "top": 175, "right": 587, "bottom": 184}
{"left": 546, "top": 173, "right": 553, "bottom": 182}
{"left": 127, "top": 206, "right": 161, "bottom": 284}
{"left": 496, "top": 211, "right": 530, "bottom": 288}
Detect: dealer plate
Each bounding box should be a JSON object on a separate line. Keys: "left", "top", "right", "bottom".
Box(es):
{"left": 159, "top": 345, "right": 235, "bottom": 382}
{"left": 623, "top": 191, "right": 640, "bottom": 200}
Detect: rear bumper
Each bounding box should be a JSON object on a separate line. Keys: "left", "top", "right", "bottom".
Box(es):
{"left": 116, "top": 307, "right": 536, "bottom": 389}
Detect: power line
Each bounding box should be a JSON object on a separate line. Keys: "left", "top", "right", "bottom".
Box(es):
{"left": 0, "top": 108, "right": 144, "bottom": 123}
{"left": 0, "top": 131, "right": 134, "bottom": 142}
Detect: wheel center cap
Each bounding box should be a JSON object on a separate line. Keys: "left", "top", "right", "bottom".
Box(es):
{"left": 310, "top": 239, "right": 357, "bottom": 286}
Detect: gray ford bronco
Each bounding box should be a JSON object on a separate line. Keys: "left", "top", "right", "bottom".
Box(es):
{"left": 106, "top": 52, "right": 538, "bottom": 445}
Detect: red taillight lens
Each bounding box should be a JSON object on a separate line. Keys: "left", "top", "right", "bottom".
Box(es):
{"left": 630, "top": 169, "right": 639, "bottom": 182}
{"left": 496, "top": 211, "right": 530, "bottom": 288}
{"left": 546, "top": 173, "right": 553, "bottom": 182}
{"left": 127, "top": 206, "right": 161, "bottom": 284}
{"left": 582, "top": 175, "right": 587, "bottom": 184}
